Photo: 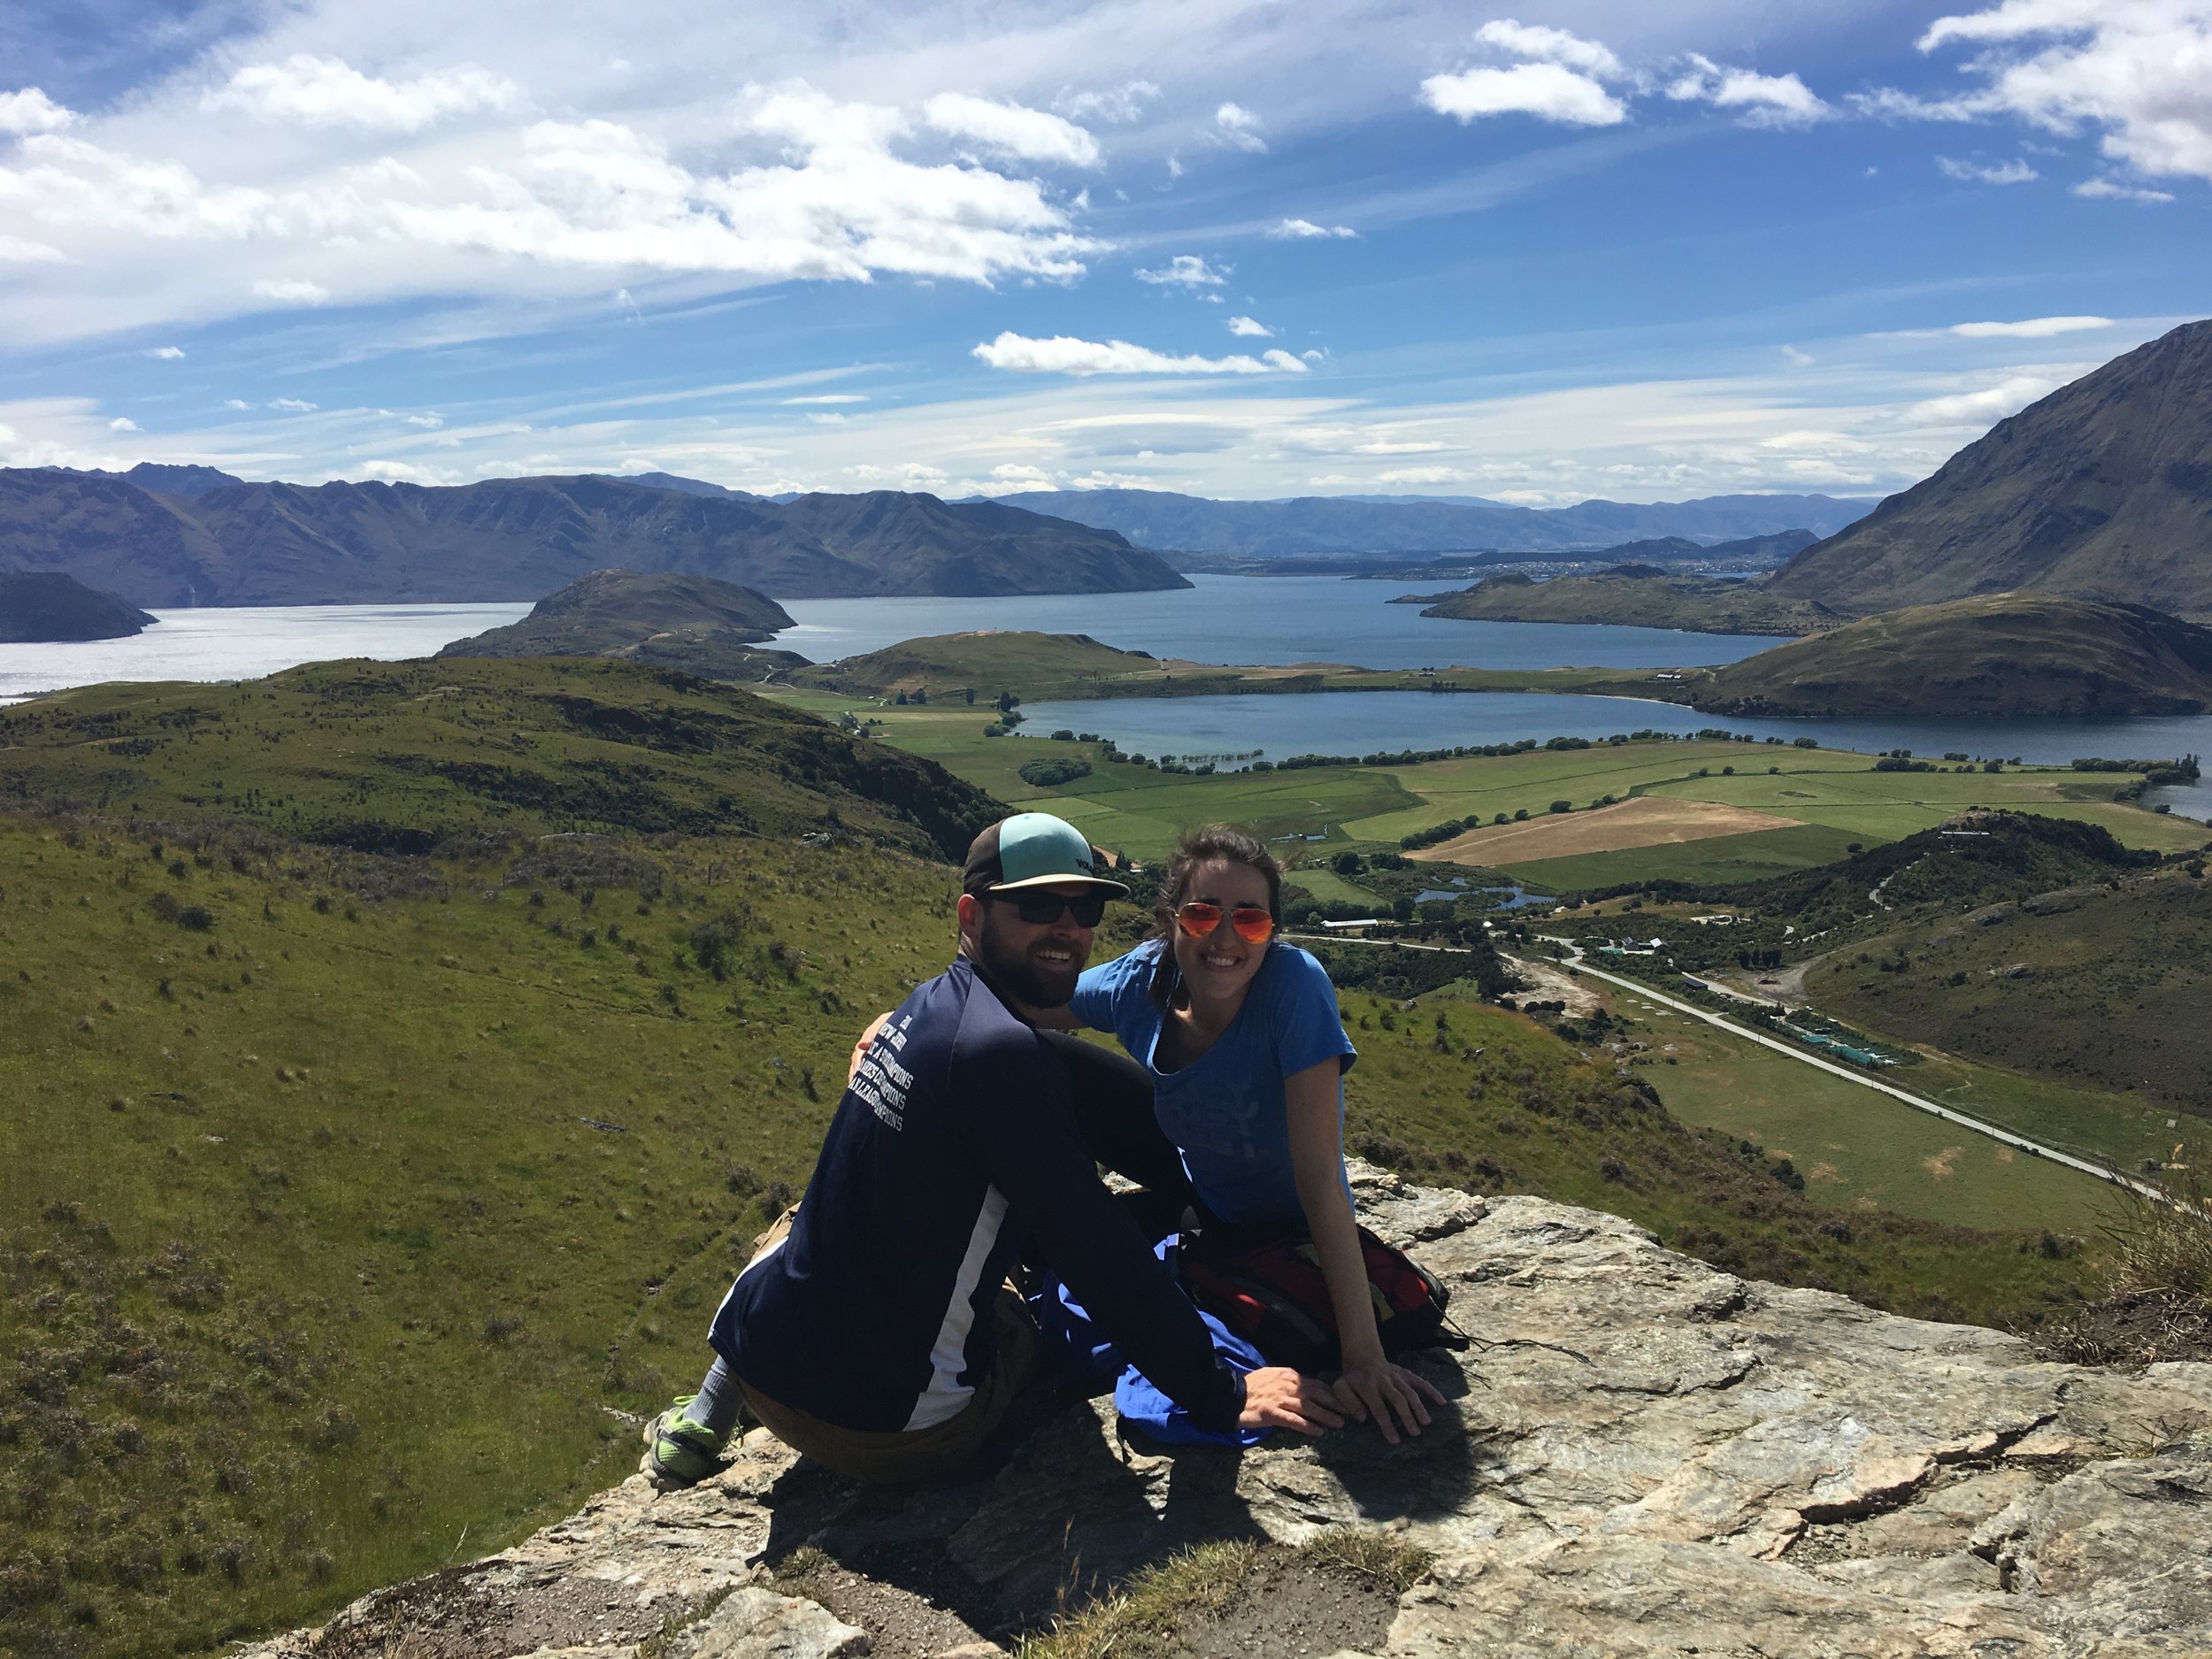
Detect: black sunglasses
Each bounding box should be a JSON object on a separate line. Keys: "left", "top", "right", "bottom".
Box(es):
{"left": 989, "top": 890, "right": 1109, "bottom": 927}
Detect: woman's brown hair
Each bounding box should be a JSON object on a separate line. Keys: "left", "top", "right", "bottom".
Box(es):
{"left": 1146, "top": 824, "right": 1283, "bottom": 1010}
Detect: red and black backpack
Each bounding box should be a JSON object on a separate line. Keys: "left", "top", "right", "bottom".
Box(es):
{"left": 1177, "top": 1223, "right": 1462, "bottom": 1373}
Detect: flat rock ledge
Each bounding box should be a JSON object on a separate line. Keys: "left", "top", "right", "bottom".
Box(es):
{"left": 242, "top": 1166, "right": 2212, "bottom": 1659}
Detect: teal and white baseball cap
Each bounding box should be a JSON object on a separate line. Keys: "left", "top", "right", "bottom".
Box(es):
{"left": 962, "top": 812, "right": 1130, "bottom": 898}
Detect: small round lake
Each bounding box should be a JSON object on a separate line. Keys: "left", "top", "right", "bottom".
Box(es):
{"left": 1014, "top": 689, "right": 2212, "bottom": 771}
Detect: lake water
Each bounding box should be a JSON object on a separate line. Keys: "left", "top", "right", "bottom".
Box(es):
{"left": 3, "top": 583, "right": 2206, "bottom": 817}
{"left": 0, "top": 602, "right": 531, "bottom": 704}
{"left": 772, "top": 575, "right": 1797, "bottom": 671}
{"left": 1018, "top": 689, "right": 2212, "bottom": 786}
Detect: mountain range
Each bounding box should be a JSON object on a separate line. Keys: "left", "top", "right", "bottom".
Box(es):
{"left": 1767, "top": 319, "right": 2212, "bottom": 620}
{"left": 0, "top": 471, "right": 1184, "bottom": 606}
{"left": 0, "top": 572, "right": 157, "bottom": 642}
{"left": 981, "top": 489, "right": 1878, "bottom": 557}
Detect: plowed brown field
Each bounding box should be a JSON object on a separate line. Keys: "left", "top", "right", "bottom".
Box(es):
{"left": 1410, "top": 795, "right": 1802, "bottom": 864}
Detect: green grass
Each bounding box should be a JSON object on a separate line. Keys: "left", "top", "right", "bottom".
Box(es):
{"left": 1618, "top": 1007, "right": 2113, "bottom": 1233}
{"left": 1498, "top": 824, "right": 1867, "bottom": 890}
{"left": 0, "top": 816, "right": 955, "bottom": 1657}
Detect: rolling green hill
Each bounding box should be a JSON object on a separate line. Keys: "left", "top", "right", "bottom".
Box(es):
{"left": 436, "top": 569, "right": 808, "bottom": 681}
{"left": 0, "top": 657, "right": 2106, "bottom": 1657}
{"left": 0, "top": 657, "right": 1001, "bottom": 862}
{"left": 1416, "top": 568, "right": 1839, "bottom": 636}
{"left": 1804, "top": 864, "right": 2212, "bottom": 1115}
{"left": 1697, "top": 594, "right": 2212, "bottom": 717}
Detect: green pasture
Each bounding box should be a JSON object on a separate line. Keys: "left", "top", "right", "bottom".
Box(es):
{"left": 1644, "top": 764, "right": 2207, "bottom": 854}
{"left": 1498, "top": 824, "right": 1866, "bottom": 890}
{"left": 1606, "top": 997, "right": 2113, "bottom": 1233}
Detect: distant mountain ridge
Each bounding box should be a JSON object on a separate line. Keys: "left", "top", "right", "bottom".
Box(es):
{"left": 1766, "top": 319, "right": 2212, "bottom": 619}
{"left": 0, "top": 472, "right": 1185, "bottom": 606}
{"left": 986, "top": 489, "right": 1878, "bottom": 557}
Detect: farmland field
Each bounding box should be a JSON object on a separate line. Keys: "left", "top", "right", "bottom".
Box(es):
{"left": 770, "top": 690, "right": 2200, "bottom": 876}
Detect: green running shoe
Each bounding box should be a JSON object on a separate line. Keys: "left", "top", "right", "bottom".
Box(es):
{"left": 640, "top": 1396, "right": 727, "bottom": 1490}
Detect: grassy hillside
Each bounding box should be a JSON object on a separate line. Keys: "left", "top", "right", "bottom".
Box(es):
{"left": 0, "top": 657, "right": 1000, "bottom": 863}
{"left": 0, "top": 659, "right": 2119, "bottom": 1657}
{"left": 1417, "top": 568, "right": 1838, "bottom": 636}
{"left": 1698, "top": 594, "right": 2212, "bottom": 717}
{"left": 1804, "top": 865, "right": 2212, "bottom": 1115}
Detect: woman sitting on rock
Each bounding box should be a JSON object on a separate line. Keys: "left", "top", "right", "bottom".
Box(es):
{"left": 1042, "top": 824, "right": 1446, "bottom": 1445}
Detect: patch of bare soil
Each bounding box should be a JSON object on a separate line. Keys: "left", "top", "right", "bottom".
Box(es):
{"left": 308, "top": 1562, "right": 707, "bottom": 1658}
{"left": 1413, "top": 795, "right": 1801, "bottom": 864}
{"left": 2032, "top": 1292, "right": 2212, "bottom": 1366}
{"left": 776, "top": 1542, "right": 996, "bottom": 1659}
{"left": 1156, "top": 1555, "right": 1400, "bottom": 1659}
{"left": 1500, "top": 956, "right": 1604, "bottom": 1017}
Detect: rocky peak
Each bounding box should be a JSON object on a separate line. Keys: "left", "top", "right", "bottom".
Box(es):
{"left": 236, "top": 1166, "right": 2212, "bottom": 1658}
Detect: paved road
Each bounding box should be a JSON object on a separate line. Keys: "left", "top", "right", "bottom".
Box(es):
{"left": 1539, "top": 939, "right": 2164, "bottom": 1202}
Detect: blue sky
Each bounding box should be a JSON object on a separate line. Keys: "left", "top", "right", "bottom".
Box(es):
{"left": 1, "top": 0, "right": 2206, "bottom": 503}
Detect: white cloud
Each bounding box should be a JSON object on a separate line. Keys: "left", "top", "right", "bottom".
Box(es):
{"left": 0, "top": 80, "right": 1103, "bottom": 345}
{"left": 145, "top": 344, "right": 187, "bottom": 359}
{"left": 1225, "top": 315, "right": 1272, "bottom": 336}
{"left": 0, "top": 235, "right": 66, "bottom": 263}
{"left": 1057, "top": 82, "right": 1158, "bottom": 125}
{"left": 1666, "top": 55, "right": 1829, "bottom": 127}
{"left": 1893, "top": 3, "right": 2212, "bottom": 184}
{"left": 2074, "top": 176, "right": 2176, "bottom": 202}
{"left": 1135, "top": 254, "right": 1228, "bottom": 288}
{"left": 0, "top": 88, "right": 76, "bottom": 135}
{"left": 1268, "top": 218, "right": 1356, "bottom": 239}
{"left": 1472, "top": 19, "right": 1624, "bottom": 80}
{"left": 1780, "top": 345, "right": 1815, "bottom": 365}
{"left": 1949, "top": 315, "right": 2111, "bottom": 337}
{"left": 108, "top": 417, "right": 139, "bottom": 432}
{"left": 1938, "top": 155, "right": 2037, "bottom": 183}
{"left": 989, "top": 462, "right": 1055, "bottom": 491}
{"left": 922, "top": 93, "right": 1099, "bottom": 167}
{"left": 403, "top": 411, "right": 444, "bottom": 426}
{"left": 222, "top": 399, "right": 251, "bottom": 411}
{"left": 359, "top": 457, "right": 449, "bottom": 481}
{"left": 1422, "top": 62, "right": 1626, "bottom": 127}
{"left": 1904, "top": 373, "right": 2066, "bottom": 424}
{"left": 253, "top": 279, "right": 333, "bottom": 304}
{"left": 269, "top": 397, "right": 319, "bottom": 412}
{"left": 972, "top": 331, "right": 1309, "bottom": 375}
{"left": 1215, "top": 103, "right": 1267, "bottom": 152}
{"left": 784, "top": 394, "right": 870, "bottom": 404}
{"left": 203, "top": 55, "right": 519, "bottom": 132}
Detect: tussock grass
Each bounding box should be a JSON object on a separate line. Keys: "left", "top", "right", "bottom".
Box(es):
{"left": 1016, "top": 1532, "right": 1431, "bottom": 1659}
{"left": 2041, "top": 1149, "right": 2212, "bottom": 1365}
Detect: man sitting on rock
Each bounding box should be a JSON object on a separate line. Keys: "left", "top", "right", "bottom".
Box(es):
{"left": 642, "top": 811, "right": 1343, "bottom": 1486}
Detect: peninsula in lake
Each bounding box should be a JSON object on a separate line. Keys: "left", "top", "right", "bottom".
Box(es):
{"left": 1693, "top": 593, "right": 2212, "bottom": 718}
{"left": 1412, "top": 566, "right": 1842, "bottom": 636}
{"left": 0, "top": 572, "right": 157, "bottom": 642}
{"left": 437, "top": 569, "right": 809, "bottom": 680}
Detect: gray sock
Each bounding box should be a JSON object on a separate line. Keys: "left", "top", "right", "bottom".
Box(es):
{"left": 682, "top": 1356, "right": 745, "bottom": 1438}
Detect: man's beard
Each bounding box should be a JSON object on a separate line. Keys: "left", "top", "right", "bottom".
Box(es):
{"left": 975, "top": 910, "right": 1087, "bottom": 1009}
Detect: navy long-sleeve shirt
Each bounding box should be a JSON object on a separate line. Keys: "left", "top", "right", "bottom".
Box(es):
{"left": 711, "top": 956, "right": 1247, "bottom": 1436}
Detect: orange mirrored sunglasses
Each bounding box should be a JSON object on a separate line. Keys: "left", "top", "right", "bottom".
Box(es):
{"left": 1174, "top": 901, "right": 1276, "bottom": 945}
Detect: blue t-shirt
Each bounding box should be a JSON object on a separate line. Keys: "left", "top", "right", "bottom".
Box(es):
{"left": 1071, "top": 942, "right": 1356, "bottom": 1229}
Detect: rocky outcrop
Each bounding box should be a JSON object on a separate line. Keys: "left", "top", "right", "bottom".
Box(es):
{"left": 237, "top": 1167, "right": 2212, "bottom": 1659}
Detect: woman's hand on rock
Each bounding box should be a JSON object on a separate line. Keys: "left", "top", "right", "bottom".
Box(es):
{"left": 1238, "top": 1366, "right": 1346, "bottom": 1436}
{"left": 1331, "top": 1357, "right": 1446, "bottom": 1446}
